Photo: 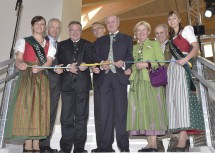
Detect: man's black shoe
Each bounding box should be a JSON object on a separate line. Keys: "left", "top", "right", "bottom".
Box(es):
{"left": 91, "top": 148, "right": 115, "bottom": 152}
{"left": 40, "top": 146, "right": 58, "bottom": 153}
{"left": 73, "top": 149, "right": 88, "bottom": 153}
{"left": 91, "top": 148, "right": 100, "bottom": 153}
{"left": 120, "top": 149, "right": 129, "bottom": 152}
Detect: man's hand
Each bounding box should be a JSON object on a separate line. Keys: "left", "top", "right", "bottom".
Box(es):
{"left": 101, "top": 60, "right": 110, "bottom": 71}
{"left": 92, "top": 66, "right": 100, "bottom": 74}
{"left": 68, "top": 62, "right": 78, "bottom": 74}
{"left": 124, "top": 68, "right": 132, "bottom": 76}
{"left": 55, "top": 64, "right": 64, "bottom": 74}
{"left": 79, "top": 62, "right": 88, "bottom": 71}
{"left": 114, "top": 60, "right": 124, "bottom": 68}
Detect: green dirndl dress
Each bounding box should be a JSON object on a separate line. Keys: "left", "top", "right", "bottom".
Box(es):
{"left": 4, "top": 62, "right": 50, "bottom": 140}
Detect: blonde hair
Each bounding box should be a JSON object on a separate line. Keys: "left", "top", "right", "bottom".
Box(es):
{"left": 133, "top": 21, "right": 151, "bottom": 34}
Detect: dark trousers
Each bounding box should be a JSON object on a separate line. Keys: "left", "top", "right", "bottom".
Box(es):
{"left": 99, "top": 72, "right": 129, "bottom": 151}
{"left": 40, "top": 73, "right": 61, "bottom": 147}
{"left": 93, "top": 79, "right": 102, "bottom": 148}
{"left": 60, "top": 90, "right": 89, "bottom": 152}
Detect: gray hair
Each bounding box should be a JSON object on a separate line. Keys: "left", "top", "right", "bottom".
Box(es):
{"left": 154, "top": 24, "right": 168, "bottom": 32}
{"left": 48, "top": 18, "right": 62, "bottom": 29}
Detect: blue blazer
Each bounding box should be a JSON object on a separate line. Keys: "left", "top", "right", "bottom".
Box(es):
{"left": 93, "top": 32, "right": 133, "bottom": 86}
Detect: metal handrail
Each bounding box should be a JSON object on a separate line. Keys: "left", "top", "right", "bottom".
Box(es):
{"left": 0, "top": 59, "right": 15, "bottom": 68}
{"left": 0, "top": 59, "right": 17, "bottom": 148}
{"left": 191, "top": 56, "right": 215, "bottom": 151}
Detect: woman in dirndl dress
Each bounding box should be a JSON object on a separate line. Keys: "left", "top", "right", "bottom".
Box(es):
{"left": 126, "top": 21, "right": 168, "bottom": 152}
{"left": 166, "top": 11, "right": 205, "bottom": 152}
{"left": 4, "top": 16, "right": 56, "bottom": 152}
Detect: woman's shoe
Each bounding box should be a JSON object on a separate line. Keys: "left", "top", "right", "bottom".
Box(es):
{"left": 173, "top": 147, "right": 186, "bottom": 152}
{"left": 138, "top": 148, "right": 151, "bottom": 152}
{"left": 32, "top": 149, "right": 40, "bottom": 152}
{"left": 148, "top": 148, "right": 158, "bottom": 152}
{"left": 185, "top": 139, "right": 190, "bottom": 152}
{"left": 23, "top": 143, "right": 33, "bottom": 152}
{"left": 170, "top": 138, "right": 190, "bottom": 152}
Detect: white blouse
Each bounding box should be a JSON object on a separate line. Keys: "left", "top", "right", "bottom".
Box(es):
{"left": 181, "top": 25, "right": 197, "bottom": 44}
{"left": 14, "top": 38, "right": 56, "bottom": 58}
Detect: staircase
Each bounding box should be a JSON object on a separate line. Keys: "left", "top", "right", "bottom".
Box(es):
{"left": 1, "top": 90, "right": 215, "bottom": 152}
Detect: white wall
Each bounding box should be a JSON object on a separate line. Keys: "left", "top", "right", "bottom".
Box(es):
{"left": 0, "top": 0, "right": 63, "bottom": 61}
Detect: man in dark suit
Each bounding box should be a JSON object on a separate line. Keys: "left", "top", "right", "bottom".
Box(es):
{"left": 90, "top": 22, "right": 106, "bottom": 152}
{"left": 93, "top": 15, "right": 133, "bottom": 152}
{"left": 40, "top": 18, "right": 62, "bottom": 153}
{"left": 55, "top": 21, "right": 93, "bottom": 153}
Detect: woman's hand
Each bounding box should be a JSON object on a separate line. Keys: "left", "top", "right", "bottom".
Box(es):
{"left": 32, "top": 65, "right": 40, "bottom": 73}
{"left": 176, "top": 58, "right": 188, "bottom": 66}
{"left": 135, "top": 62, "right": 148, "bottom": 70}
{"left": 16, "top": 62, "right": 27, "bottom": 71}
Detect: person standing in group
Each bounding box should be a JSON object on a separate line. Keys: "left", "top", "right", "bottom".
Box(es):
{"left": 55, "top": 21, "right": 93, "bottom": 153}
{"left": 154, "top": 24, "right": 172, "bottom": 62}
{"left": 4, "top": 16, "right": 56, "bottom": 152}
{"left": 91, "top": 22, "right": 106, "bottom": 39}
{"left": 39, "top": 18, "right": 62, "bottom": 153}
{"left": 90, "top": 22, "right": 106, "bottom": 153}
{"left": 93, "top": 15, "right": 133, "bottom": 152}
{"left": 166, "top": 11, "right": 204, "bottom": 152}
{"left": 154, "top": 23, "right": 171, "bottom": 152}
{"left": 126, "top": 21, "right": 168, "bottom": 152}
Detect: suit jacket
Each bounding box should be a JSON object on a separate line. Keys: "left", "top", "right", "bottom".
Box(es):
{"left": 44, "top": 35, "right": 61, "bottom": 82}
{"left": 93, "top": 32, "right": 133, "bottom": 86}
{"left": 57, "top": 38, "right": 93, "bottom": 92}
{"left": 164, "top": 41, "right": 172, "bottom": 61}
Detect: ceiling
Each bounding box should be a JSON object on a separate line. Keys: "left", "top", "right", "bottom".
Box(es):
{"left": 81, "top": 0, "right": 206, "bottom": 30}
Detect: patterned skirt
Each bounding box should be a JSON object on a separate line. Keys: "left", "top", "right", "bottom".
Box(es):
{"left": 127, "top": 71, "right": 168, "bottom": 136}
{"left": 166, "top": 60, "right": 205, "bottom": 133}
{"left": 5, "top": 63, "right": 50, "bottom": 140}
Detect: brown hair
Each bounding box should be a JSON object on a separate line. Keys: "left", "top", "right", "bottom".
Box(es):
{"left": 168, "top": 11, "right": 183, "bottom": 40}
{"left": 68, "top": 21, "right": 82, "bottom": 30}
{"left": 91, "top": 22, "right": 105, "bottom": 31}
{"left": 31, "top": 16, "right": 46, "bottom": 26}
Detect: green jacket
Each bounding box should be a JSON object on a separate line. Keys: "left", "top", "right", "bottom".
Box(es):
{"left": 129, "top": 39, "right": 165, "bottom": 81}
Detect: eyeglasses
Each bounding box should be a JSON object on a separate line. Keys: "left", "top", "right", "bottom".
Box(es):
{"left": 92, "top": 27, "right": 103, "bottom": 32}
{"left": 69, "top": 30, "right": 82, "bottom": 33}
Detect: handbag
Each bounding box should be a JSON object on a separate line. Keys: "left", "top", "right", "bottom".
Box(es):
{"left": 147, "top": 62, "right": 168, "bottom": 87}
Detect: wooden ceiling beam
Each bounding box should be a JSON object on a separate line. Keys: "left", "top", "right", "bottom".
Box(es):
{"left": 119, "top": 4, "right": 206, "bottom": 22}
{"left": 82, "top": 0, "right": 155, "bottom": 29}
{"left": 82, "top": 0, "right": 124, "bottom": 7}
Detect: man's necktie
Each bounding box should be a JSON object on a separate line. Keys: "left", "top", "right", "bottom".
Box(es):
{"left": 107, "top": 34, "right": 116, "bottom": 73}
{"left": 53, "top": 41, "right": 57, "bottom": 49}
